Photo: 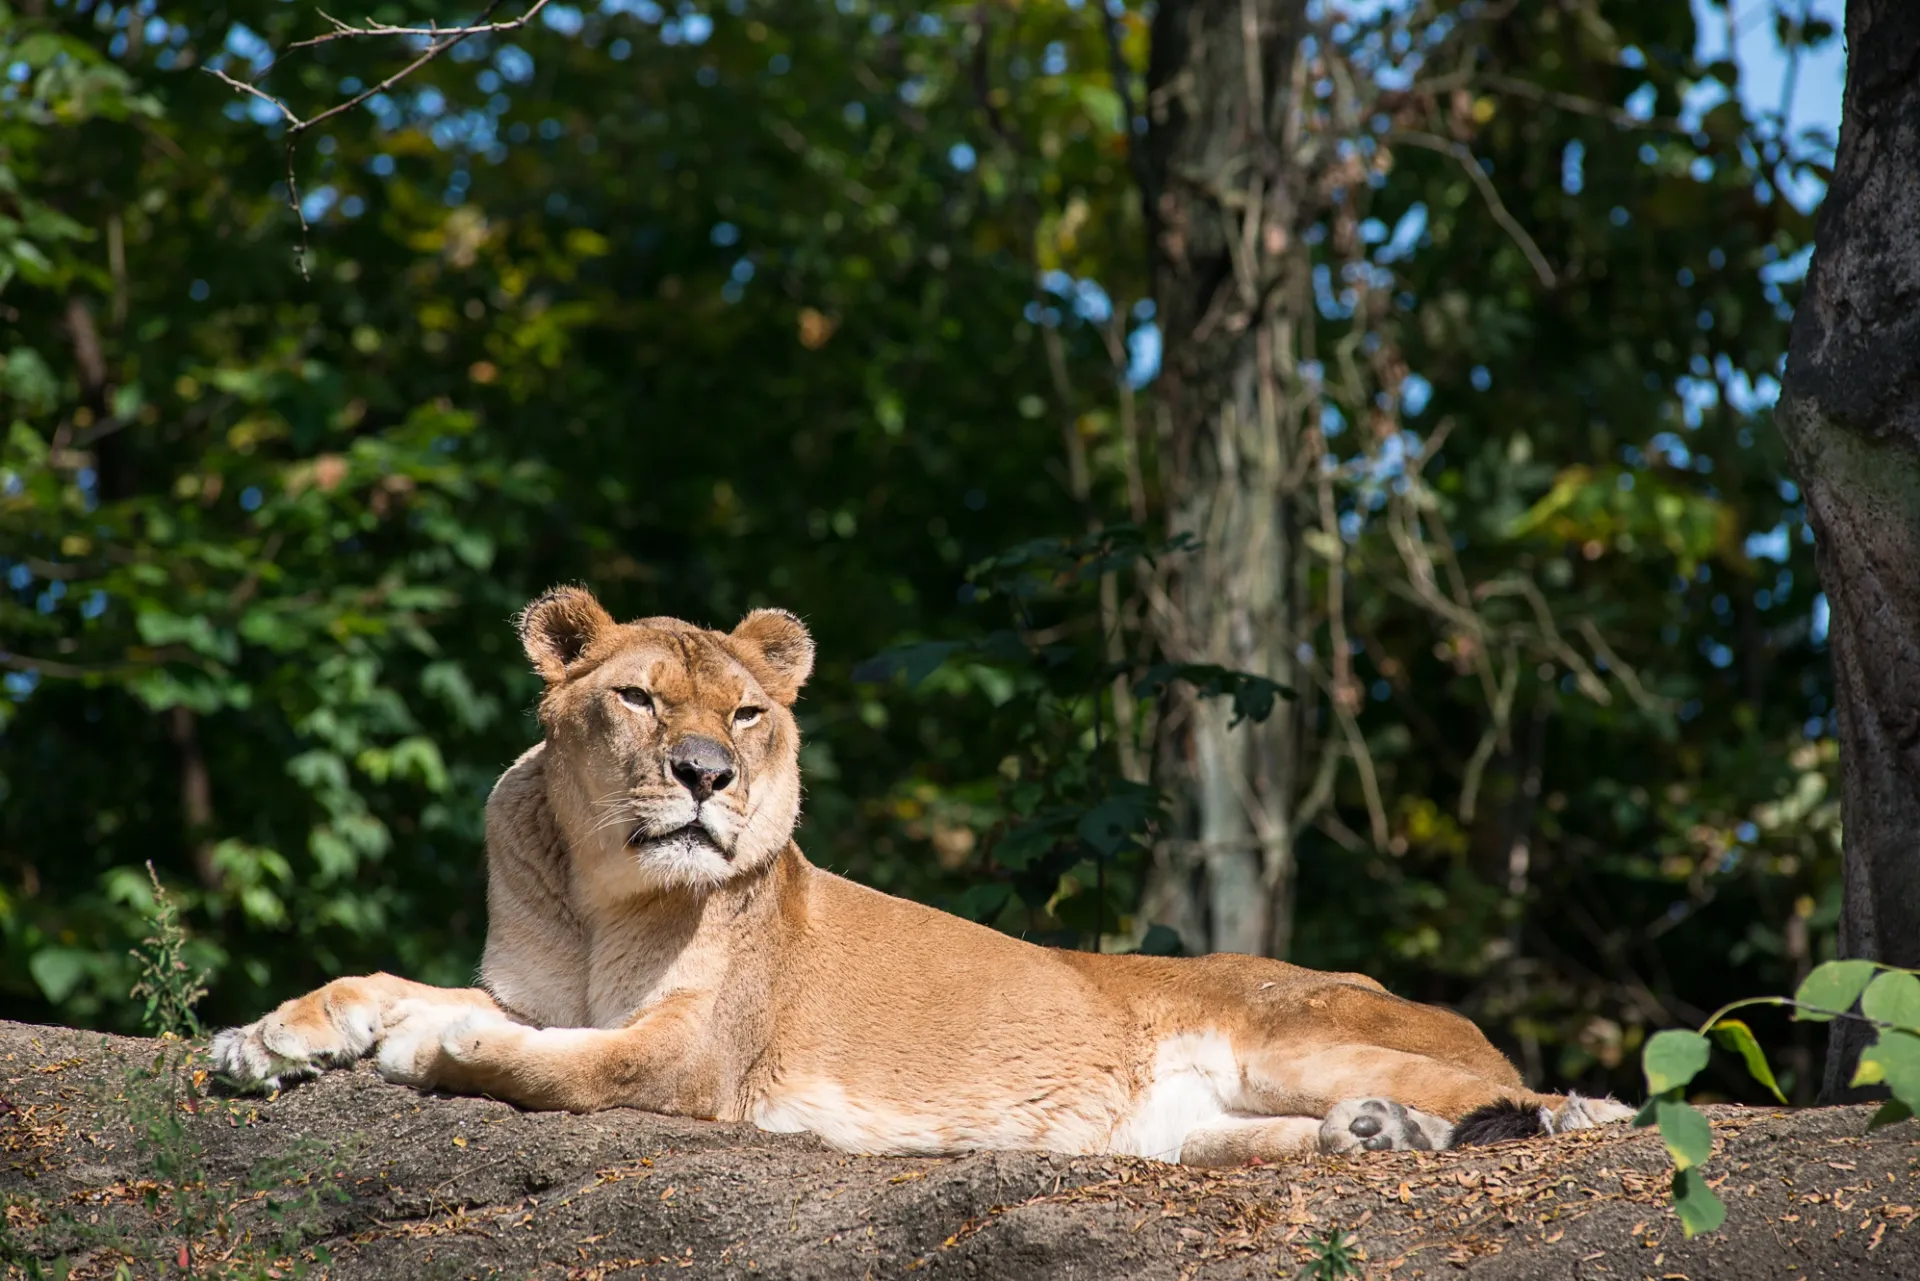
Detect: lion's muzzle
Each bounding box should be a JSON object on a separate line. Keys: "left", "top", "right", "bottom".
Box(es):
{"left": 668, "top": 734, "right": 736, "bottom": 802}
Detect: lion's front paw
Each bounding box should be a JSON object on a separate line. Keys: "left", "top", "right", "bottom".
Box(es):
{"left": 374, "top": 999, "right": 515, "bottom": 1089}
{"left": 1319, "top": 1097, "right": 1452, "bottom": 1154}
{"left": 209, "top": 983, "right": 384, "bottom": 1091}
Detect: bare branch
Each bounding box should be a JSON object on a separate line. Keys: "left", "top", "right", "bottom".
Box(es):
{"left": 205, "top": 0, "right": 541, "bottom": 277}
{"left": 1475, "top": 73, "right": 1685, "bottom": 133}
{"left": 1390, "top": 128, "right": 1557, "bottom": 288}
{"left": 287, "top": 0, "right": 554, "bottom": 51}
{"left": 1577, "top": 617, "right": 1666, "bottom": 714}
{"left": 205, "top": 66, "right": 300, "bottom": 127}
{"left": 2, "top": 651, "right": 129, "bottom": 679}
{"left": 1097, "top": 0, "right": 1153, "bottom": 204}
{"left": 296, "top": 5, "right": 507, "bottom": 137}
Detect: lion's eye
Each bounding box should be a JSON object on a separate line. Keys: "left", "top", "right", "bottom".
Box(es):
{"left": 616, "top": 687, "right": 655, "bottom": 712}
{"left": 733, "top": 706, "right": 765, "bottom": 728}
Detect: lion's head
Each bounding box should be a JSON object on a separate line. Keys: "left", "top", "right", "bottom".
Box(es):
{"left": 516, "top": 586, "right": 814, "bottom": 895}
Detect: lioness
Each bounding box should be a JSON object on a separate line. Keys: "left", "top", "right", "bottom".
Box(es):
{"left": 212, "top": 587, "right": 1631, "bottom": 1163}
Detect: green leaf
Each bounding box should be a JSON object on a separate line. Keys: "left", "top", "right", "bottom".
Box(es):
{"left": 1708, "top": 1019, "right": 1787, "bottom": 1103}
{"left": 1854, "top": 1030, "right": 1920, "bottom": 1108}
{"left": 1670, "top": 1167, "right": 1727, "bottom": 1237}
{"left": 850, "top": 640, "right": 965, "bottom": 688}
{"left": 28, "top": 947, "right": 92, "bottom": 1003}
{"left": 1861, "top": 971, "right": 1920, "bottom": 1032}
{"left": 1076, "top": 793, "right": 1157, "bottom": 857}
{"left": 1133, "top": 924, "right": 1185, "bottom": 957}
{"left": 1653, "top": 1099, "right": 1713, "bottom": 1170}
{"left": 992, "top": 818, "right": 1063, "bottom": 872}
{"left": 1642, "top": 1029, "right": 1711, "bottom": 1094}
{"left": 952, "top": 882, "right": 1012, "bottom": 923}
{"left": 1867, "top": 1099, "right": 1913, "bottom": 1131}
{"left": 1794, "top": 959, "right": 1878, "bottom": 1022}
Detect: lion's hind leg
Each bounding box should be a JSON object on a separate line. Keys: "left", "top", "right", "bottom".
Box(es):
{"left": 1312, "top": 1090, "right": 1639, "bottom": 1153}
{"left": 1177, "top": 1102, "right": 1456, "bottom": 1165}
{"left": 1317, "top": 1097, "right": 1453, "bottom": 1153}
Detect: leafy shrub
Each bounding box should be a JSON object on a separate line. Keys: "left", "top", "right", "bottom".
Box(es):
{"left": 1640, "top": 959, "right": 1920, "bottom": 1235}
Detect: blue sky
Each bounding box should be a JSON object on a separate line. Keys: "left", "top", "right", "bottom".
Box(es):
{"left": 1694, "top": 0, "right": 1846, "bottom": 204}
{"left": 1698, "top": 0, "right": 1845, "bottom": 132}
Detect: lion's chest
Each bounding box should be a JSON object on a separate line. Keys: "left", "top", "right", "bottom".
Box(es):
{"left": 581, "top": 923, "right": 726, "bottom": 1028}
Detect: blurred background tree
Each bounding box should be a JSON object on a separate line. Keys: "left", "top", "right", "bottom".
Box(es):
{"left": 0, "top": 0, "right": 1844, "bottom": 1106}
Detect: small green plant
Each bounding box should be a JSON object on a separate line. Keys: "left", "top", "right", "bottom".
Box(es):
{"left": 4, "top": 1040, "right": 355, "bottom": 1276}
{"left": 128, "top": 862, "right": 210, "bottom": 1040}
{"left": 2, "top": 870, "right": 352, "bottom": 1277}
{"left": 1297, "top": 1226, "right": 1364, "bottom": 1280}
{"left": 1638, "top": 958, "right": 1920, "bottom": 1236}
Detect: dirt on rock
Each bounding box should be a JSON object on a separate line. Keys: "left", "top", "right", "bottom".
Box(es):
{"left": 2, "top": 1019, "right": 1916, "bottom": 1279}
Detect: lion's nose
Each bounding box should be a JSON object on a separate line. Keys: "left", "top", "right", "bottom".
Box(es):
{"left": 668, "top": 735, "right": 736, "bottom": 801}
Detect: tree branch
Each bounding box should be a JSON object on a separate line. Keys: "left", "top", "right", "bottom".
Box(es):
{"left": 205, "top": 0, "right": 547, "bottom": 277}
{"left": 1390, "top": 128, "right": 1557, "bottom": 288}
{"left": 288, "top": 0, "right": 555, "bottom": 51}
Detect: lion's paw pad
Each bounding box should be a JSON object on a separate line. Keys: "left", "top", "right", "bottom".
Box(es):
{"left": 1319, "top": 1097, "right": 1449, "bottom": 1154}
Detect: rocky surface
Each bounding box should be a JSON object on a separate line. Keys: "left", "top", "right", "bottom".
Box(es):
{"left": 2, "top": 1019, "right": 1916, "bottom": 1278}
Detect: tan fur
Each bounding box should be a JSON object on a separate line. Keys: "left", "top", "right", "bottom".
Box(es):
{"left": 212, "top": 589, "right": 1632, "bottom": 1163}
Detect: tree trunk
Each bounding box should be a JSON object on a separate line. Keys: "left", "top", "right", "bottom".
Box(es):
{"left": 167, "top": 705, "right": 220, "bottom": 890}
{"left": 1140, "top": 0, "right": 1310, "bottom": 956}
{"left": 1775, "top": 0, "right": 1920, "bottom": 1102}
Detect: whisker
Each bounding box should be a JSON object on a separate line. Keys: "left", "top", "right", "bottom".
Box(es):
{"left": 587, "top": 805, "right": 641, "bottom": 836}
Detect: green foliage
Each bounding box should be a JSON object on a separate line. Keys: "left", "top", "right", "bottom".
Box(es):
{"left": 850, "top": 525, "right": 1298, "bottom": 943}
{"left": 0, "top": 882, "right": 346, "bottom": 1275}
{"left": 127, "top": 862, "right": 209, "bottom": 1039}
{"left": 1792, "top": 959, "right": 1877, "bottom": 1020}
{"left": 1638, "top": 959, "right": 1920, "bottom": 1236}
{"left": 1667, "top": 1167, "right": 1729, "bottom": 1237}
{"left": 1641, "top": 1030, "right": 1711, "bottom": 1094}
{"left": 1707, "top": 1019, "right": 1785, "bottom": 1104}
{"left": 2, "top": 1043, "right": 352, "bottom": 1277}
{"left": 0, "top": 0, "right": 1847, "bottom": 1128}
{"left": 1296, "top": 1227, "right": 1364, "bottom": 1281}
{"left": 1859, "top": 971, "right": 1920, "bottom": 1031}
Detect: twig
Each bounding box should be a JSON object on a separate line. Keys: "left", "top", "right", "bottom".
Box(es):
{"left": 206, "top": 0, "right": 536, "bottom": 277}
{"left": 2, "top": 652, "right": 130, "bottom": 679}
{"left": 1390, "top": 129, "right": 1556, "bottom": 287}
{"left": 296, "top": 2, "right": 508, "bottom": 138}
{"left": 969, "top": 3, "right": 1019, "bottom": 154}
{"left": 1457, "top": 651, "right": 1518, "bottom": 824}
{"left": 205, "top": 67, "right": 298, "bottom": 127}
{"left": 1098, "top": 0, "right": 1151, "bottom": 204}
{"left": 1475, "top": 73, "right": 1685, "bottom": 133}
{"left": 1577, "top": 617, "right": 1664, "bottom": 713}
{"left": 288, "top": 0, "right": 554, "bottom": 51}
{"left": 1475, "top": 576, "right": 1609, "bottom": 704}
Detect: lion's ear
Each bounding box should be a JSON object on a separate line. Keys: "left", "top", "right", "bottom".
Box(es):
{"left": 730, "top": 608, "right": 815, "bottom": 705}
{"left": 518, "top": 586, "right": 616, "bottom": 684}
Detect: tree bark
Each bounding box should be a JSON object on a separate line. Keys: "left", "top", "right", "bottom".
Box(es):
{"left": 1775, "top": 0, "right": 1920, "bottom": 1102}
{"left": 1140, "top": 0, "right": 1311, "bottom": 956}
{"left": 167, "top": 705, "right": 221, "bottom": 890}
